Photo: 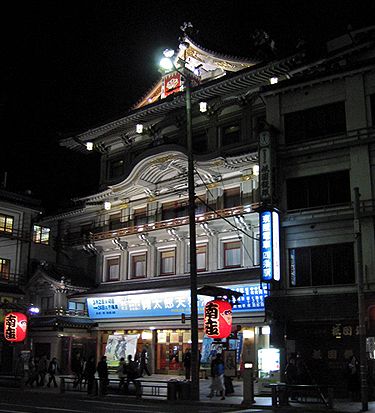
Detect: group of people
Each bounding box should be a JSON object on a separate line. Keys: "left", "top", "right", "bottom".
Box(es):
{"left": 23, "top": 355, "right": 60, "bottom": 388}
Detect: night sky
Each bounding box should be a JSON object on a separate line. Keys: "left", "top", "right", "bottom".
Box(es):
{"left": 1, "top": 0, "right": 374, "bottom": 213}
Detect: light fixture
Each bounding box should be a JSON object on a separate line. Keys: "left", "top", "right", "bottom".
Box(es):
{"left": 28, "top": 307, "right": 40, "bottom": 314}
{"left": 199, "top": 102, "right": 207, "bottom": 113}
{"left": 253, "top": 165, "right": 259, "bottom": 176}
{"left": 86, "top": 142, "right": 94, "bottom": 151}
{"left": 270, "top": 77, "right": 278, "bottom": 85}
{"left": 141, "top": 331, "right": 153, "bottom": 340}
{"left": 262, "top": 326, "right": 271, "bottom": 335}
{"left": 136, "top": 124, "right": 144, "bottom": 134}
{"left": 104, "top": 201, "right": 111, "bottom": 211}
{"left": 243, "top": 329, "right": 255, "bottom": 339}
{"left": 160, "top": 57, "right": 174, "bottom": 71}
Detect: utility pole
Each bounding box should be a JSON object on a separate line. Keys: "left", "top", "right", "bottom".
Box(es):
{"left": 354, "top": 187, "right": 368, "bottom": 412}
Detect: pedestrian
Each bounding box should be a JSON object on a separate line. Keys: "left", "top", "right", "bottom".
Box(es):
{"left": 116, "top": 357, "right": 126, "bottom": 390}
{"left": 139, "top": 347, "right": 151, "bottom": 377}
{"left": 85, "top": 356, "right": 97, "bottom": 396}
{"left": 125, "top": 354, "right": 139, "bottom": 394}
{"left": 208, "top": 353, "right": 225, "bottom": 400}
{"left": 25, "top": 356, "right": 37, "bottom": 387}
{"left": 182, "top": 348, "right": 191, "bottom": 380}
{"left": 71, "top": 353, "right": 83, "bottom": 388}
{"left": 47, "top": 357, "right": 60, "bottom": 388}
{"left": 97, "top": 355, "right": 109, "bottom": 395}
{"left": 347, "top": 355, "right": 360, "bottom": 401}
{"left": 37, "top": 355, "right": 48, "bottom": 387}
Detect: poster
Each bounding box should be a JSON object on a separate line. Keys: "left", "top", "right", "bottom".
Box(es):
{"left": 104, "top": 334, "right": 139, "bottom": 367}
{"left": 223, "top": 350, "right": 237, "bottom": 377}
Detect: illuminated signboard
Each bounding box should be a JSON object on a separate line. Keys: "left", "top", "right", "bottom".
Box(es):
{"left": 4, "top": 312, "right": 28, "bottom": 342}
{"left": 260, "top": 210, "right": 280, "bottom": 282}
{"left": 86, "top": 283, "right": 268, "bottom": 319}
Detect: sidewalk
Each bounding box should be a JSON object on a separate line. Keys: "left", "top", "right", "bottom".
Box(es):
{"left": 20, "top": 373, "right": 375, "bottom": 412}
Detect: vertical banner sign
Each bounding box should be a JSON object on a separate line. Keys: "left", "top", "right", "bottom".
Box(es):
{"left": 259, "top": 130, "right": 273, "bottom": 202}
{"left": 4, "top": 312, "right": 28, "bottom": 342}
{"left": 260, "top": 210, "right": 280, "bottom": 282}
{"left": 161, "top": 71, "right": 182, "bottom": 98}
{"left": 204, "top": 299, "right": 232, "bottom": 339}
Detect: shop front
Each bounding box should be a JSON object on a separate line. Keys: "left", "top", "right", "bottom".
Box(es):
{"left": 87, "top": 282, "right": 272, "bottom": 376}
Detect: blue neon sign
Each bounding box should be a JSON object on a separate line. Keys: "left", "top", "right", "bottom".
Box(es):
{"left": 86, "top": 283, "right": 268, "bottom": 320}
{"left": 260, "top": 210, "right": 280, "bottom": 282}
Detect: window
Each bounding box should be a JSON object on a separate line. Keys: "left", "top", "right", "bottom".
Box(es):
{"left": 289, "top": 243, "right": 355, "bottom": 287}
{"left": 193, "top": 131, "right": 208, "bottom": 153}
{"left": 131, "top": 253, "right": 147, "bottom": 278}
{"left": 197, "top": 244, "right": 208, "bottom": 272}
{"left": 41, "top": 296, "right": 54, "bottom": 310}
{"left": 223, "top": 241, "right": 241, "bottom": 268}
{"left": 0, "top": 214, "right": 14, "bottom": 234}
{"left": 160, "top": 249, "right": 176, "bottom": 275}
{"left": 162, "top": 200, "right": 188, "bottom": 220}
{"left": 0, "top": 258, "right": 10, "bottom": 280}
{"left": 68, "top": 301, "right": 85, "bottom": 313}
{"left": 195, "top": 196, "right": 207, "bottom": 215}
{"left": 287, "top": 170, "right": 350, "bottom": 210}
{"left": 80, "top": 223, "right": 92, "bottom": 236}
{"left": 221, "top": 124, "right": 241, "bottom": 146}
{"left": 33, "top": 225, "right": 50, "bottom": 245}
{"left": 223, "top": 187, "right": 241, "bottom": 208}
{"left": 133, "top": 207, "right": 147, "bottom": 226}
{"left": 106, "top": 257, "right": 120, "bottom": 281}
{"left": 108, "top": 159, "right": 125, "bottom": 179}
{"left": 109, "top": 213, "right": 121, "bottom": 230}
{"left": 284, "top": 101, "right": 346, "bottom": 143}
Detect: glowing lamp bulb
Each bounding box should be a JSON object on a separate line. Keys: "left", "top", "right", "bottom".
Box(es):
{"left": 86, "top": 142, "right": 94, "bottom": 151}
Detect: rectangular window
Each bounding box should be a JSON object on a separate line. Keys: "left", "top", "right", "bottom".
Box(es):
{"left": 221, "top": 124, "right": 241, "bottom": 146}
{"left": 80, "top": 223, "right": 93, "bottom": 236}
{"left": 131, "top": 253, "right": 147, "bottom": 278}
{"left": 289, "top": 243, "right": 355, "bottom": 287}
{"left": 224, "top": 187, "right": 241, "bottom": 209}
{"left": 224, "top": 241, "right": 241, "bottom": 268}
{"left": 0, "top": 214, "right": 14, "bottom": 234}
{"left": 160, "top": 249, "right": 176, "bottom": 275}
{"left": 134, "top": 207, "right": 147, "bottom": 226}
{"left": 0, "top": 258, "right": 10, "bottom": 280}
{"left": 195, "top": 196, "right": 207, "bottom": 215}
{"left": 109, "top": 213, "right": 122, "bottom": 230}
{"left": 108, "top": 159, "right": 125, "bottom": 179}
{"left": 106, "top": 257, "right": 120, "bottom": 281}
{"left": 193, "top": 131, "right": 208, "bottom": 153}
{"left": 33, "top": 225, "right": 50, "bottom": 245}
{"left": 287, "top": 170, "right": 350, "bottom": 210}
{"left": 41, "top": 296, "right": 53, "bottom": 310}
{"left": 68, "top": 301, "right": 85, "bottom": 312}
{"left": 197, "top": 244, "right": 208, "bottom": 272}
{"left": 162, "top": 200, "right": 188, "bottom": 220}
{"left": 284, "top": 101, "right": 346, "bottom": 144}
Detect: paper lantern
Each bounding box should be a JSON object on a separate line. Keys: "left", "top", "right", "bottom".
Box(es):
{"left": 4, "top": 312, "right": 28, "bottom": 342}
{"left": 204, "top": 299, "right": 232, "bottom": 339}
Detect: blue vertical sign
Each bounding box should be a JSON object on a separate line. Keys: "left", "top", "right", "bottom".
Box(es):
{"left": 260, "top": 210, "right": 280, "bottom": 282}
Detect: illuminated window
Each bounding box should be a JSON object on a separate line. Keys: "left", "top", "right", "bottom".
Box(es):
{"left": 131, "top": 253, "right": 147, "bottom": 278}
{"left": 33, "top": 225, "right": 50, "bottom": 245}
{"left": 106, "top": 257, "right": 120, "bottom": 281}
{"left": 197, "top": 244, "right": 208, "bottom": 272}
{"left": 0, "top": 258, "right": 10, "bottom": 280}
{"left": 68, "top": 301, "right": 85, "bottom": 313}
{"left": 0, "top": 214, "right": 14, "bottom": 234}
{"left": 160, "top": 249, "right": 176, "bottom": 275}
{"left": 223, "top": 241, "right": 241, "bottom": 268}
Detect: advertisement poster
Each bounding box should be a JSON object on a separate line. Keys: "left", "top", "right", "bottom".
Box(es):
{"left": 223, "top": 350, "right": 237, "bottom": 377}
{"left": 104, "top": 334, "right": 139, "bottom": 367}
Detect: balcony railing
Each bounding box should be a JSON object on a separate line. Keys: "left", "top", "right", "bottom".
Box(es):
{"left": 65, "top": 203, "right": 259, "bottom": 245}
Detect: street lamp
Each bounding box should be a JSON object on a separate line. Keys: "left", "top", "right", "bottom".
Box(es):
{"left": 160, "top": 45, "right": 200, "bottom": 401}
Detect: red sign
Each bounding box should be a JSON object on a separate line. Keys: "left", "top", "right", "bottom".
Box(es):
{"left": 4, "top": 312, "right": 28, "bottom": 342}
{"left": 162, "top": 71, "right": 182, "bottom": 98}
{"left": 204, "top": 299, "right": 232, "bottom": 339}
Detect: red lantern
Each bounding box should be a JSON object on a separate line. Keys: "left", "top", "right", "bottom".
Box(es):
{"left": 4, "top": 312, "right": 28, "bottom": 342}
{"left": 204, "top": 299, "right": 232, "bottom": 339}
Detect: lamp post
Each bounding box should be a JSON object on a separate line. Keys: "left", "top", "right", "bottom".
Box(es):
{"left": 160, "top": 45, "right": 199, "bottom": 400}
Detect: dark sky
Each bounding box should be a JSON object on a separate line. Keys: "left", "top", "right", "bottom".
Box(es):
{"left": 1, "top": 0, "right": 374, "bottom": 212}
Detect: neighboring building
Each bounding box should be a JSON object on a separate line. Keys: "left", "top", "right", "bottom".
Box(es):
{"left": 261, "top": 25, "right": 375, "bottom": 394}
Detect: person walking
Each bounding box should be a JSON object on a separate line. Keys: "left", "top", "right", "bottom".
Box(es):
{"left": 47, "top": 357, "right": 60, "bottom": 388}
{"left": 182, "top": 348, "right": 191, "bottom": 380}
{"left": 125, "top": 354, "right": 139, "bottom": 394}
{"left": 116, "top": 357, "right": 126, "bottom": 390}
{"left": 37, "top": 355, "right": 48, "bottom": 387}
{"left": 85, "top": 356, "right": 97, "bottom": 396}
{"left": 208, "top": 353, "right": 225, "bottom": 400}
{"left": 97, "top": 356, "right": 109, "bottom": 395}
{"left": 139, "top": 348, "right": 151, "bottom": 377}
{"left": 71, "top": 353, "right": 83, "bottom": 388}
